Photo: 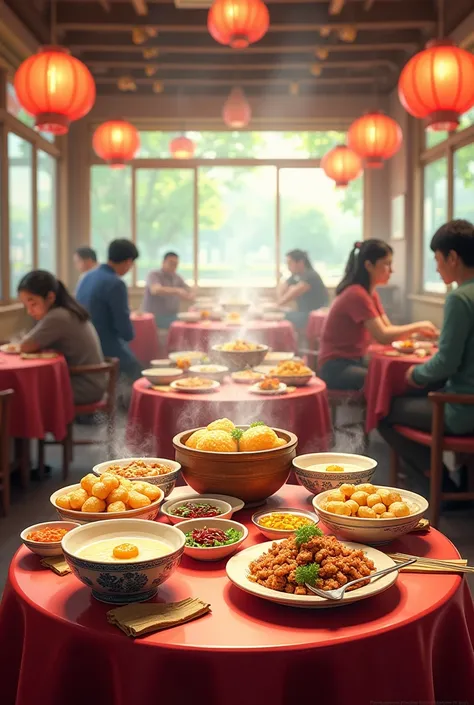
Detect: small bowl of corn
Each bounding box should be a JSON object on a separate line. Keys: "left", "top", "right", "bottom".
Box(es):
{"left": 251, "top": 507, "right": 319, "bottom": 540}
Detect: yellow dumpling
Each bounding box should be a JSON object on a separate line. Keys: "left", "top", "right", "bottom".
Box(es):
{"left": 100, "top": 474, "right": 120, "bottom": 492}
{"left": 80, "top": 473, "right": 100, "bottom": 494}
{"left": 351, "top": 491, "right": 369, "bottom": 506}
{"left": 386, "top": 491, "right": 402, "bottom": 506}
{"left": 355, "top": 483, "right": 376, "bottom": 495}
{"left": 139, "top": 483, "right": 161, "bottom": 501}
{"left": 128, "top": 490, "right": 152, "bottom": 509}
{"left": 196, "top": 430, "right": 238, "bottom": 452}
{"left": 82, "top": 496, "right": 106, "bottom": 513}
{"left": 239, "top": 425, "right": 278, "bottom": 452}
{"left": 345, "top": 499, "right": 360, "bottom": 516}
{"left": 372, "top": 503, "right": 387, "bottom": 515}
{"left": 339, "top": 483, "right": 356, "bottom": 498}
{"left": 185, "top": 428, "right": 208, "bottom": 449}
{"left": 377, "top": 489, "right": 392, "bottom": 506}
{"left": 366, "top": 493, "right": 382, "bottom": 508}
{"left": 119, "top": 477, "right": 133, "bottom": 490}
{"left": 106, "top": 486, "right": 129, "bottom": 505}
{"left": 107, "top": 501, "right": 127, "bottom": 513}
{"left": 69, "top": 488, "right": 89, "bottom": 510}
{"left": 326, "top": 490, "right": 345, "bottom": 503}
{"left": 389, "top": 501, "right": 410, "bottom": 517}
{"left": 207, "top": 418, "right": 235, "bottom": 433}
{"left": 56, "top": 493, "right": 72, "bottom": 510}
{"left": 91, "top": 481, "right": 111, "bottom": 500}
{"left": 326, "top": 501, "right": 351, "bottom": 516}
{"left": 380, "top": 511, "right": 395, "bottom": 518}
{"left": 357, "top": 506, "right": 376, "bottom": 519}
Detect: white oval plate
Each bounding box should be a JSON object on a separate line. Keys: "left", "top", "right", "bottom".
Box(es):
{"left": 248, "top": 382, "right": 288, "bottom": 396}
{"left": 226, "top": 540, "right": 398, "bottom": 609}
{"left": 0, "top": 344, "right": 20, "bottom": 354}
{"left": 170, "top": 379, "right": 220, "bottom": 394}
{"left": 163, "top": 488, "right": 245, "bottom": 514}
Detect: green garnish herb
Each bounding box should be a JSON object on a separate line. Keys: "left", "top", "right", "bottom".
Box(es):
{"left": 295, "top": 563, "right": 320, "bottom": 586}
{"left": 231, "top": 428, "right": 244, "bottom": 442}
{"left": 250, "top": 421, "right": 265, "bottom": 427}
{"left": 295, "top": 524, "right": 324, "bottom": 546}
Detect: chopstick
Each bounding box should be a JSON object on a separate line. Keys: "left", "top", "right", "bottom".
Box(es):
{"left": 388, "top": 552, "right": 474, "bottom": 574}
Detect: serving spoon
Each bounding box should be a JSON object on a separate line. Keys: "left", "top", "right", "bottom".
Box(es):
{"left": 305, "top": 557, "right": 417, "bottom": 600}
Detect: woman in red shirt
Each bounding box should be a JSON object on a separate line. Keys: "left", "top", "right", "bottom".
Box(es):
{"left": 318, "top": 240, "right": 438, "bottom": 391}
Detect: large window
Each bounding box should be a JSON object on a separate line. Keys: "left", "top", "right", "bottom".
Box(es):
{"left": 423, "top": 158, "right": 448, "bottom": 293}
{"left": 90, "top": 166, "right": 132, "bottom": 261}
{"left": 37, "top": 150, "right": 57, "bottom": 272}
{"left": 454, "top": 143, "right": 474, "bottom": 223}
{"left": 8, "top": 133, "right": 33, "bottom": 297}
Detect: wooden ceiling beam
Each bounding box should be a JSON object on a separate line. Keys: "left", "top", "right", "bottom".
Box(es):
{"left": 94, "top": 75, "right": 380, "bottom": 86}
{"left": 85, "top": 58, "right": 398, "bottom": 70}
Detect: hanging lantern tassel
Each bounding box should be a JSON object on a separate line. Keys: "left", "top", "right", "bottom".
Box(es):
{"left": 208, "top": 0, "right": 269, "bottom": 49}
{"left": 348, "top": 111, "right": 403, "bottom": 168}
{"left": 398, "top": 40, "right": 474, "bottom": 132}
{"left": 321, "top": 145, "right": 362, "bottom": 188}
{"left": 93, "top": 120, "right": 140, "bottom": 169}
{"left": 222, "top": 87, "right": 251, "bottom": 128}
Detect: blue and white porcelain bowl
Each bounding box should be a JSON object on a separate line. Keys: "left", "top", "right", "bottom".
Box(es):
{"left": 93, "top": 458, "right": 181, "bottom": 498}
{"left": 292, "top": 452, "right": 378, "bottom": 495}
{"left": 62, "top": 518, "right": 185, "bottom": 604}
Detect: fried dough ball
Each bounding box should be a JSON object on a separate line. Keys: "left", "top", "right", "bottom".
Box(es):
{"left": 339, "top": 483, "right": 356, "bottom": 498}
{"left": 351, "top": 491, "right": 369, "bottom": 506}
{"left": 207, "top": 418, "right": 235, "bottom": 433}
{"left": 366, "top": 493, "right": 382, "bottom": 508}
{"left": 80, "top": 473, "right": 100, "bottom": 494}
{"left": 69, "top": 488, "right": 89, "bottom": 510}
{"left": 185, "top": 428, "right": 208, "bottom": 449}
{"left": 91, "top": 481, "right": 110, "bottom": 500}
{"left": 377, "top": 489, "right": 392, "bottom": 505}
{"left": 326, "top": 501, "right": 351, "bottom": 516}
{"left": 326, "top": 490, "right": 346, "bottom": 503}
{"left": 119, "top": 477, "right": 133, "bottom": 490}
{"left": 100, "top": 474, "right": 120, "bottom": 493}
{"left": 56, "top": 493, "right": 71, "bottom": 510}
{"left": 128, "top": 490, "right": 151, "bottom": 509}
{"left": 106, "top": 486, "right": 129, "bottom": 505}
{"left": 113, "top": 543, "right": 139, "bottom": 559}
{"left": 82, "top": 496, "right": 106, "bottom": 513}
{"left": 357, "top": 506, "right": 377, "bottom": 519}
{"left": 139, "top": 483, "right": 161, "bottom": 501}
{"left": 239, "top": 426, "right": 278, "bottom": 452}
{"left": 380, "top": 511, "right": 395, "bottom": 519}
{"left": 389, "top": 501, "right": 410, "bottom": 517}
{"left": 107, "top": 501, "right": 127, "bottom": 513}
{"left": 372, "top": 503, "right": 387, "bottom": 515}
{"left": 355, "top": 483, "right": 376, "bottom": 495}
{"left": 196, "top": 430, "right": 238, "bottom": 452}
{"left": 386, "top": 491, "right": 402, "bottom": 505}
{"left": 345, "top": 499, "right": 360, "bottom": 516}
{"left": 130, "top": 481, "right": 148, "bottom": 494}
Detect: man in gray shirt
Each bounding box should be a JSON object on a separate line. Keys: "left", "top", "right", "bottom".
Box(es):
{"left": 143, "top": 252, "right": 195, "bottom": 328}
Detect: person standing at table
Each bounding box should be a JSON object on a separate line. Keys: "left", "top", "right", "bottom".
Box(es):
{"left": 76, "top": 239, "right": 141, "bottom": 383}
{"left": 17, "top": 270, "right": 106, "bottom": 405}
{"left": 278, "top": 249, "right": 329, "bottom": 328}
{"left": 143, "top": 251, "right": 195, "bottom": 329}
{"left": 73, "top": 246, "right": 98, "bottom": 294}
{"left": 378, "top": 220, "right": 474, "bottom": 487}
{"left": 318, "top": 240, "right": 438, "bottom": 391}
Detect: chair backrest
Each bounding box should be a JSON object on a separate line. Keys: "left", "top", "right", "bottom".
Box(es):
{"left": 69, "top": 357, "right": 119, "bottom": 412}
{"left": 0, "top": 389, "right": 14, "bottom": 468}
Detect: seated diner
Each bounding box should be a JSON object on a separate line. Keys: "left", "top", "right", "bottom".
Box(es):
{"left": 278, "top": 249, "right": 328, "bottom": 328}
{"left": 143, "top": 251, "right": 195, "bottom": 329}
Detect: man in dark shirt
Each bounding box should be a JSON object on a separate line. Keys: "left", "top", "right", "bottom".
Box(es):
{"left": 76, "top": 239, "right": 141, "bottom": 381}
{"left": 278, "top": 249, "right": 328, "bottom": 328}
{"left": 143, "top": 251, "right": 194, "bottom": 328}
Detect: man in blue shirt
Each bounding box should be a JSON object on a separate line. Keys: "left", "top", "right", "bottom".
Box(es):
{"left": 76, "top": 239, "right": 141, "bottom": 382}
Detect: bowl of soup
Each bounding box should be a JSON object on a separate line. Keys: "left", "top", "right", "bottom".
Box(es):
{"left": 62, "top": 518, "right": 185, "bottom": 603}
{"left": 292, "top": 452, "right": 378, "bottom": 495}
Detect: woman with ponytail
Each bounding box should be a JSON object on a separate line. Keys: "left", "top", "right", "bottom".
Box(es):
{"left": 18, "top": 270, "right": 106, "bottom": 405}
{"left": 318, "top": 240, "right": 438, "bottom": 390}
{"left": 278, "top": 249, "right": 329, "bottom": 327}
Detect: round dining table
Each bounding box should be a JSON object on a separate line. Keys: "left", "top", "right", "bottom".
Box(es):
{"left": 126, "top": 377, "right": 331, "bottom": 458}
{"left": 1, "top": 484, "right": 473, "bottom": 705}
{"left": 365, "top": 346, "right": 433, "bottom": 433}
{"left": 129, "top": 312, "right": 160, "bottom": 365}
{"left": 167, "top": 319, "right": 297, "bottom": 354}
{"left": 0, "top": 352, "right": 74, "bottom": 440}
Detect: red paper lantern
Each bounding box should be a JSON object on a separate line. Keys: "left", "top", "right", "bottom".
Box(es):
{"left": 222, "top": 87, "right": 251, "bottom": 128}
{"left": 348, "top": 111, "right": 402, "bottom": 168}
{"left": 398, "top": 40, "right": 474, "bottom": 132}
{"left": 93, "top": 120, "right": 140, "bottom": 168}
{"left": 208, "top": 0, "right": 269, "bottom": 49}
{"left": 170, "top": 136, "right": 195, "bottom": 159}
{"left": 321, "top": 145, "right": 362, "bottom": 188}
{"left": 14, "top": 46, "right": 95, "bottom": 135}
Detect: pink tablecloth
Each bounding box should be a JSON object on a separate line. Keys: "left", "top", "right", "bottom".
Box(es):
{"left": 126, "top": 377, "right": 331, "bottom": 457}
{"left": 0, "top": 353, "right": 74, "bottom": 440}
{"left": 129, "top": 313, "right": 160, "bottom": 364}
{"left": 306, "top": 308, "right": 329, "bottom": 345}
{"left": 365, "top": 348, "right": 430, "bottom": 432}
{"left": 1, "top": 484, "right": 473, "bottom": 705}
{"left": 167, "top": 320, "right": 297, "bottom": 354}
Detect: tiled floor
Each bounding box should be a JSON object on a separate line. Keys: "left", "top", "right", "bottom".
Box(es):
{"left": 0, "top": 425, "right": 473, "bottom": 594}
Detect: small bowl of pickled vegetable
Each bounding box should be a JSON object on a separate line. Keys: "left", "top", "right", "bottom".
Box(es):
{"left": 176, "top": 517, "right": 248, "bottom": 561}
{"left": 162, "top": 497, "right": 233, "bottom": 525}
{"left": 251, "top": 507, "right": 319, "bottom": 540}
{"left": 20, "top": 521, "right": 80, "bottom": 556}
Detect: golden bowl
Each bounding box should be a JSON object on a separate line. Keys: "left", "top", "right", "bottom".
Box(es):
{"left": 173, "top": 426, "right": 298, "bottom": 505}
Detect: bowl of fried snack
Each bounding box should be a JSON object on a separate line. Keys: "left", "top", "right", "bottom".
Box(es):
{"left": 50, "top": 473, "right": 164, "bottom": 523}
{"left": 211, "top": 340, "right": 268, "bottom": 371}
{"left": 292, "top": 452, "right": 378, "bottom": 495}
{"left": 93, "top": 458, "right": 181, "bottom": 497}
{"left": 251, "top": 508, "right": 319, "bottom": 541}
{"left": 255, "top": 360, "right": 314, "bottom": 387}
{"left": 313, "top": 483, "right": 428, "bottom": 545}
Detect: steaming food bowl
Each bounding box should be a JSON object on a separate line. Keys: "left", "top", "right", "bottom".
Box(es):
{"left": 20, "top": 521, "right": 80, "bottom": 557}
{"left": 92, "top": 458, "right": 181, "bottom": 497}
{"left": 150, "top": 358, "right": 174, "bottom": 368}
{"left": 293, "top": 452, "right": 378, "bottom": 495}
{"left": 211, "top": 344, "right": 269, "bottom": 371}
{"left": 254, "top": 366, "right": 314, "bottom": 387}
{"left": 161, "top": 497, "right": 234, "bottom": 525}
{"left": 176, "top": 517, "right": 248, "bottom": 561}
{"left": 142, "top": 368, "right": 184, "bottom": 385}
{"left": 313, "top": 486, "right": 429, "bottom": 545}
{"left": 50, "top": 483, "right": 164, "bottom": 523}
{"left": 169, "top": 351, "right": 206, "bottom": 364}
{"left": 173, "top": 426, "right": 297, "bottom": 505}
{"left": 62, "top": 518, "right": 185, "bottom": 603}
{"left": 188, "top": 364, "right": 229, "bottom": 382}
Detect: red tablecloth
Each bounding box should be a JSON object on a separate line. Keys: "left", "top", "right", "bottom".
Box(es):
{"left": 1, "top": 484, "right": 473, "bottom": 705}
{"left": 365, "top": 348, "right": 431, "bottom": 433}
{"left": 306, "top": 308, "right": 329, "bottom": 345}
{"left": 0, "top": 353, "right": 74, "bottom": 440}
{"left": 167, "top": 320, "right": 297, "bottom": 354}
{"left": 126, "top": 377, "right": 331, "bottom": 457}
{"left": 129, "top": 313, "right": 160, "bottom": 364}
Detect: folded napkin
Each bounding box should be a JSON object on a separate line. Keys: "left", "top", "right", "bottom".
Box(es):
{"left": 107, "top": 597, "right": 211, "bottom": 638}
{"left": 40, "top": 555, "right": 71, "bottom": 576}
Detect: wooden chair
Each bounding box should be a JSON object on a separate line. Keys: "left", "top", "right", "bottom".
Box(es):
{"left": 389, "top": 391, "right": 474, "bottom": 528}
{"left": 38, "top": 357, "right": 119, "bottom": 479}
{"left": 326, "top": 389, "right": 369, "bottom": 453}
{"left": 0, "top": 389, "right": 14, "bottom": 515}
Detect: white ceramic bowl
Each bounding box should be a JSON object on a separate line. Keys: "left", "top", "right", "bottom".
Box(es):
{"left": 178, "top": 312, "right": 200, "bottom": 323}
{"left": 313, "top": 485, "right": 429, "bottom": 545}
{"left": 20, "top": 521, "right": 80, "bottom": 557}
{"left": 231, "top": 370, "right": 265, "bottom": 384}
{"left": 162, "top": 497, "right": 233, "bottom": 525}
{"left": 93, "top": 458, "right": 181, "bottom": 497}
{"left": 293, "top": 452, "right": 378, "bottom": 495}
{"left": 142, "top": 368, "right": 184, "bottom": 385}
{"left": 169, "top": 351, "right": 206, "bottom": 364}
{"left": 150, "top": 358, "right": 174, "bottom": 368}
{"left": 251, "top": 507, "right": 319, "bottom": 541}
{"left": 176, "top": 517, "right": 248, "bottom": 561}
{"left": 262, "top": 312, "right": 286, "bottom": 322}
{"left": 50, "top": 483, "right": 164, "bottom": 524}
{"left": 188, "top": 364, "right": 229, "bottom": 382}
{"left": 62, "top": 518, "right": 185, "bottom": 603}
